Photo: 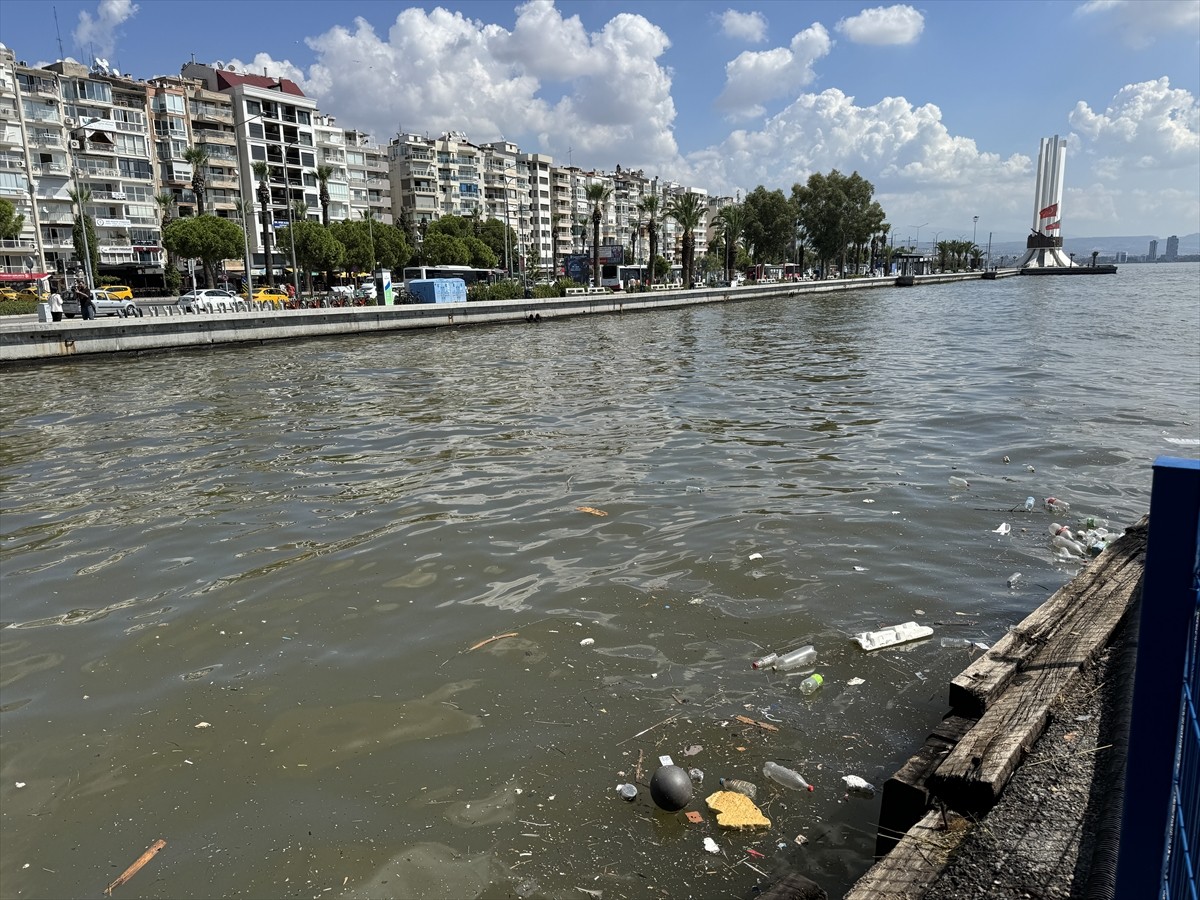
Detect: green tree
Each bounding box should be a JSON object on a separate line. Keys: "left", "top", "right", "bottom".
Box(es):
{"left": 276, "top": 219, "right": 344, "bottom": 295}
{"left": 664, "top": 192, "right": 706, "bottom": 288}
{"left": 163, "top": 215, "right": 244, "bottom": 290}
{"left": 183, "top": 146, "right": 210, "bottom": 216}
{"left": 417, "top": 231, "right": 470, "bottom": 266}
{"left": 636, "top": 194, "right": 661, "bottom": 285}
{"left": 155, "top": 192, "right": 181, "bottom": 293}
{"left": 68, "top": 186, "right": 99, "bottom": 286}
{"left": 476, "top": 218, "right": 516, "bottom": 272}
{"left": 742, "top": 187, "right": 793, "bottom": 264}
{"left": 315, "top": 164, "right": 335, "bottom": 226}
{"left": 585, "top": 183, "right": 612, "bottom": 287}
{"left": 0, "top": 197, "right": 24, "bottom": 240}
{"left": 252, "top": 161, "right": 275, "bottom": 286}
{"left": 716, "top": 203, "right": 746, "bottom": 282}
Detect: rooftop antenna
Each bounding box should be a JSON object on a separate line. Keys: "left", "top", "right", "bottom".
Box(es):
{"left": 52, "top": 6, "right": 66, "bottom": 59}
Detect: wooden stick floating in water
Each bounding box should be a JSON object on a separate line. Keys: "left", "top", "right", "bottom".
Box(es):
{"left": 104, "top": 838, "right": 166, "bottom": 896}
{"left": 467, "top": 632, "right": 519, "bottom": 652}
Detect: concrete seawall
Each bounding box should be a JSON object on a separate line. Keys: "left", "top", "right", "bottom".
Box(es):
{"left": 0, "top": 271, "right": 999, "bottom": 365}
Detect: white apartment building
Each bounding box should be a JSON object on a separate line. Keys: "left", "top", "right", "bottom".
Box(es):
{"left": 0, "top": 44, "right": 57, "bottom": 279}
{"left": 45, "top": 58, "right": 163, "bottom": 283}
{"left": 344, "top": 128, "right": 391, "bottom": 225}
{"left": 182, "top": 63, "right": 319, "bottom": 280}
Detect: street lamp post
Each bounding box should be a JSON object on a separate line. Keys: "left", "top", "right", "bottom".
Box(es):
{"left": 236, "top": 194, "right": 254, "bottom": 298}
{"left": 910, "top": 223, "right": 928, "bottom": 259}
{"left": 972, "top": 215, "right": 979, "bottom": 269}
{"left": 931, "top": 231, "right": 943, "bottom": 269}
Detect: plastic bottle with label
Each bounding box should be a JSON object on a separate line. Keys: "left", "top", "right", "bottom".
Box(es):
{"left": 762, "top": 761, "right": 814, "bottom": 792}
{"left": 1045, "top": 497, "right": 1071, "bottom": 514}
{"left": 949, "top": 475, "right": 970, "bottom": 489}
{"left": 1024, "top": 496, "right": 1035, "bottom": 512}
{"left": 751, "top": 652, "right": 778, "bottom": 670}
{"left": 772, "top": 645, "right": 816, "bottom": 672}
{"left": 797, "top": 673, "right": 824, "bottom": 695}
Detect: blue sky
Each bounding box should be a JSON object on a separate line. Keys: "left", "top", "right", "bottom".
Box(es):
{"left": 2, "top": 0, "right": 1197, "bottom": 242}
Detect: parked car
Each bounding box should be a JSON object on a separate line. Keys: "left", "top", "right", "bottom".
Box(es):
{"left": 177, "top": 288, "right": 239, "bottom": 313}
{"left": 104, "top": 285, "right": 134, "bottom": 300}
{"left": 62, "top": 289, "right": 141, "bottom": 318}
{"left": 240, "top": 287, "right": 290, "bottom": 306}
{"left": 0, "top": 287, "right": 20, "bottom": 302}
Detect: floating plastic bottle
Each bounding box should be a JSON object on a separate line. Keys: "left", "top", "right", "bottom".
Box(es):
{"left": 939, "top": 637, "right": 974, "bottom": 649}
{"left": 1045, "top": 497, "right": 1071, "bottom": 514}
{"left": 1024, "top": 496, "right": 1035, "bottom": 512}
{"left": 772, "top": 645, "right": 817, "bottom": 672}
{"left": 797, "top": 673, "right": 824, "bottom": 695}
{"left": 1049, "top": 523, "right": 1074, "bottom": 540}
{"left": 718, "top": 777, "right": 757, "bottom": 800}
{"left": 1007, "top": 572, "right": 1022, "bottom": 588}
{"left": 842, "top": 775, "right": 876, "bottom": 797}
{"left": 1051, "top": 533, "right": 1086, "bottom": 556}
{"left": 949, "top": 476, "right": 970, "bottom": 489}
{"left": 763, "top": 761, "right": 814, "bottom": 792}
{"left": 751, "top": 652, "right": 778, "bottom": 670}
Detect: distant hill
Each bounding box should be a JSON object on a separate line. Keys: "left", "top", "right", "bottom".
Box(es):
{"left": 980, "top": 233, "right": 1199, "bottom": 260}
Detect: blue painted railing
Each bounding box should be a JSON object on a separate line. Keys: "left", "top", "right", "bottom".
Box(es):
{"left": 1116, "top": 456, "right": 1200, "bottom": 899}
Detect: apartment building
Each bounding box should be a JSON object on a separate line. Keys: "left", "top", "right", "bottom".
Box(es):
{"left": 344, "top": 128, "right": 391, "bottom": 225}
{"left": 0, "top": 45, "right": 56, "bottom": 278}
{"left": 45, "top": 58, "right": 164, "bottom": 284}
{"left": 181, "top": 62, "right": 318, "bottom": 279}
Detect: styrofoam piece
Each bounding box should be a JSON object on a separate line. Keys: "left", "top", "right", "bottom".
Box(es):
{"left": 853, "top": 621, "right": 934, "bottom": 651}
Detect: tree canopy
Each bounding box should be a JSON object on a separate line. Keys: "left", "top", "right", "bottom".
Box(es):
{"left": 163, "top": 215, "right": 245, "bottom": 275}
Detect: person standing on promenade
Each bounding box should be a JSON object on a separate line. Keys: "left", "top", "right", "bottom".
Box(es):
{"left": 75, "top": 280, "right": 96, "bottom": 319}
{"left": 48, "top": 289, "right": 63, "bottom": 322}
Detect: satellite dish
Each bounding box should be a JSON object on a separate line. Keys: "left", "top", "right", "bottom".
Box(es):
{"left": 226, "top": 63, "right": 236, "bottom": 72}
{"left": 215, "top": 61, "right": 225, "bottom": 70}
{"left": 112, "top": 68, "right": 121, "bottom": 77}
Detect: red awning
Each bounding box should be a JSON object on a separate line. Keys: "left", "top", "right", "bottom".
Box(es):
{"left": 0, "top": 272, "right": 50, "bottom": 281}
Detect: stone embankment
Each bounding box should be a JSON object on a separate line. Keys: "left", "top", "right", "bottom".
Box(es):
{"left": 0, "top": 272, "right": 1001, "bottom": 364}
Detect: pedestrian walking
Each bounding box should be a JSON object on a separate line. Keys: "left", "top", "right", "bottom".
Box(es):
{"left": 49, "top": 289, "right": 63, "bottom": 322}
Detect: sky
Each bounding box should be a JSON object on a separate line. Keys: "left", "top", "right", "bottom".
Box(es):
{"left": 2, "top": 0, "right": 1198, "bottom": 244}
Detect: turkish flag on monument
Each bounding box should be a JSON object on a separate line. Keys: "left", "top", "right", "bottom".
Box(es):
{"left": 1039, "top": 203, "right": 1058, "bottom": 219}
{"left": 1044, "top": 220, "right": 1061, "bottom": 231}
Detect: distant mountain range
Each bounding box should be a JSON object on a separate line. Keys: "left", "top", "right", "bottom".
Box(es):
{"left": 981, "top": 232, "right": 1200, "bottom": 259}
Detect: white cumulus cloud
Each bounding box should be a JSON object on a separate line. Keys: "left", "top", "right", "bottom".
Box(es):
{"left": 232, "top": 0, "right": 679, "bottom": 175}
{"left": 73, "top": 0, "right": 139, "bottom": 61}
{"left": 1069, "top": 77, "right": 1200, "bottom": 170}
{"left": 718, "top": 9, "right": 768, "bottom": 43}
{"left": 1075, "top": 0, "right": 1200, "bottom": 49}
{"left": 715, "top": 23, "right": 833, "bottom": 120}
{"left": 835, "top": 4, "right": 924, "bottom": 45}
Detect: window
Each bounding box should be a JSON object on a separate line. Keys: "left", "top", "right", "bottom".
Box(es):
{"left": 297, "top": 111, "right": 310, "bottom": 126}
{"left": 248, "top": 122, "right": 264, "bottom": 140}
{"left": 300, "top": 151, "right": 315, "bottom": 168}
{"left": 250, "top": 145, "right": 266, "bottom": 161}
{"left": 245, "top": 100, "right": 261, "bottom": 116}
{"left": 68, "top": 80, "right": 113, "bottom": 103}
{"left": 118, "top": 158, "right": 153, "bottom": 180}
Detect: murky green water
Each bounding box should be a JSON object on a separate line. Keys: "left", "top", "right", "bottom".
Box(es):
{"left": 2, "top": 264, "right": 1197, "bottom": 899}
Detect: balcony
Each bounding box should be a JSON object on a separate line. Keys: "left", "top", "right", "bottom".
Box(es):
{"left": 194, "top": 128, "right": 235, "bottom": 145}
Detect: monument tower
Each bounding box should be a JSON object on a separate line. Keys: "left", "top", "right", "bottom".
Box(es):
{"left": 1016, "top": 134, "right": 1076, "bottom": 269}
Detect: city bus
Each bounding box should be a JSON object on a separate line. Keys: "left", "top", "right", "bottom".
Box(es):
{"left": 401, "top": 265, "right": 497, "bottom": 287}
{"left": 600, "top": 264, "right": 648, "bottom": 290}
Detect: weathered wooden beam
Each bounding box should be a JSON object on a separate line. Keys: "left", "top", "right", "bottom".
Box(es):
{"left": 875, "top": 714, "right": 975, "bottom": 857}
{"left": 928, "top": 523, "right": 1146, "bottom": 816}
{"left": 755, "top": 872, "right": 828, "bottom": 900}
{"left": 948, "top": 518, "right": 1148, "bottom": 718}
{"left": 846, "top": 809, "right": 973, "bottom": 899}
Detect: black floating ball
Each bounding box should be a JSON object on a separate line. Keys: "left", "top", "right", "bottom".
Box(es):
{"left": 649, "top": 764, "right": 693, "bottom": 812}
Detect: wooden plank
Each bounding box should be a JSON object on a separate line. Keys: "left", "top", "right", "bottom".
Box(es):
{"left": 928, "top": 533, "right": 1145, "bottom": 815}
{"left": 875, "top": 715, "right": 975, "bottom": 857}
{"left": 948, "top": 518, "right": 1148, "bottom": 717}
{"left": 846, "top": 809, "right": 973, "bottom": 899}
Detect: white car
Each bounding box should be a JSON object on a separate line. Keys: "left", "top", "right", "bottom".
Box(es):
{"left": 63, "top": 289, "right": 141, "bottom": 317}
{"left": 177, "top": 289, "right": 239, "bottom": 313}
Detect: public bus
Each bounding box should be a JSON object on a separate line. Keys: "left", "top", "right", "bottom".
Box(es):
{"left": 401, "top": 265, "right": 497, "bottom": 287}
{"left": 600, "top": 264, "right": 648, "bottom": 291}
{"left": 745, "top": 263, "right": 784, "bottom": 283}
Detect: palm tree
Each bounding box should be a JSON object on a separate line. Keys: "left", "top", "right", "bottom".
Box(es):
{"left": 315, "top": 164, "right": 334, "bottom": 226}
{"left": 68, "top": 185, "right": 97, "bottom": 287}
{"left": 637, "top": 194, "right": 660, "bottom": 286}
{"left": 183, "top": 146, "right": 210, "bottom": 216}
{"left": 716, "top": 203, "right": 745, "bottom": 283}
{"left": 585, "top": 182, "right": 612, "bottom": 287}
{"left": 252, "top": 161, "right": 274, "bottom": 287}
{"left": 155, "top": 192, "right": 179, "bottom": 292}
{"left": 664, "top": 192, "right": 706, "bottom": 288}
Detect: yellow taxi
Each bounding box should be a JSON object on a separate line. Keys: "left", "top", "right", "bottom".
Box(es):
{"left": 240, "top": 286, "right": 291, "bottom": 307}
{"left": 0, "top": 287, "right": 20, "bottom": 302}
{"left": 104, "top": 285, "right": 134, "bottom": 300}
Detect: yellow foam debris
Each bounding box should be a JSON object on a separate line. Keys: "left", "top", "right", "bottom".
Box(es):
{"left": 705, "top": 790, "right": 771, "bottom": 829}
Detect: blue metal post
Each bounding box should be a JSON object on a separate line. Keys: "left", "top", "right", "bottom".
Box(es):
{"left": 1116, "top": 456, "right": 1200, "bottom": 898}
